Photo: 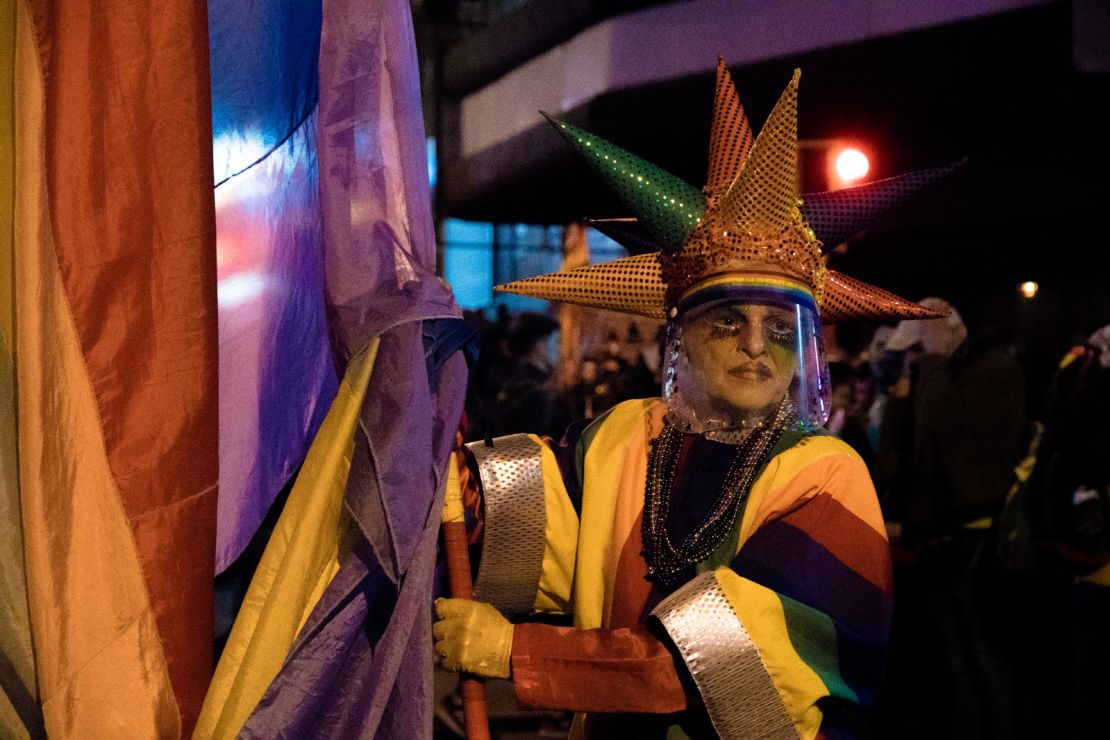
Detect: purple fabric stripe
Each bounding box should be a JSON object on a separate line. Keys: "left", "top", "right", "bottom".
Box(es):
{"left": 731, "top": 520, "right": 891, "bottom": 636}
{"left": 347, "top": 324, "right": 435, "bottom": 581}
{"left": 242, "top": 352, "right": 468, "bottom": 737}
{"left": 316, "top": 0, "right": 458, "bottom": 363}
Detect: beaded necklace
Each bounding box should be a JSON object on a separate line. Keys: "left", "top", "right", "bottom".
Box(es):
{"left": 642, "top": 399, "right": 791, "bottom": 587}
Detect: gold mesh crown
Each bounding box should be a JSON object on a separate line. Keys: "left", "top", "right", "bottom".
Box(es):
{"left": 499, "top": 61, "right": 952, "bottom": 322}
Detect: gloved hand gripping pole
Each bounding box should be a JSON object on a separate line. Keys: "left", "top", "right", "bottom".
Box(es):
{"left": 441, "top": 451, "right": 491, "bottom": 740}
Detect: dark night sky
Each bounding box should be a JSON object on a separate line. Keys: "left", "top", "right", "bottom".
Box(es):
{"left": 437, "top": 3, "right": 1110, "bottom": 385}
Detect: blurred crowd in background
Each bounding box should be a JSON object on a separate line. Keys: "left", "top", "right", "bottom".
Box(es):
{"left": 448, "top": 300, "right": 1110, "bottom": 740}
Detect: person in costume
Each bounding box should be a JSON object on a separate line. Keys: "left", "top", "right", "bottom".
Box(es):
{"left": 433, "top": 61, "right": 957, "bottom": 739}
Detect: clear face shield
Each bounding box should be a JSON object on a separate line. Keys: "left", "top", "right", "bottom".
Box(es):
{"left": 663, "top": 282, "right": 831, "bottom": 435}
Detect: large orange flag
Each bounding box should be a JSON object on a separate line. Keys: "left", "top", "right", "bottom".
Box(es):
{"left": 3, "top": 0, "right": 218, "bottom": 736}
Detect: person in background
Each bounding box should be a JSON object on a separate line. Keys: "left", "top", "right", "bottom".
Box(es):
{"left": 620, "top": 323, "right": 661, "bottom": 400}
{"left": 491, "top": 312, "right": 560, "bottom": 437}
{"left": 1021, "top": 323, "right": 1110, "bottom": 739}
{"left": 879, "top": 297, "right": 1025, "bottom": 740}
{"left": 827, "top": 360, "right": 877, "bottom": 469}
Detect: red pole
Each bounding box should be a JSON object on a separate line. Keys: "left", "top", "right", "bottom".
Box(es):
{"left": 442, "top": 453, "right": 491, "bottom": 740}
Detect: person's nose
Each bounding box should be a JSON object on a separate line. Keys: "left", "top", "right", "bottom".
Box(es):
{"left": 736, "top": 320, "right": 766, "bottom": 357}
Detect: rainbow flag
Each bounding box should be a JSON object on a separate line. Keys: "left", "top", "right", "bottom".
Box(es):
{"left": 2, "top": 0, "right": 218, "bottom": 736}
{"left": 3, "top": 0, "right": 466, "bottom": 736}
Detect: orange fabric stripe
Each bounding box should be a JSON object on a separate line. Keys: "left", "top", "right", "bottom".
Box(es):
{"left": 1, "top": 1, "right": 40, "bottom": 735}
{"left": 25, "top": 0, "right": 218, "bottom": 729}
{"left": 607, "top": 510, "right": 652, "bottom": 628}
{"left": 13, "top": 4, "right": 179, "bottom": 735}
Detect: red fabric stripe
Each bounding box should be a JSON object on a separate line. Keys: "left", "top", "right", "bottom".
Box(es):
{"left": 608, "top": 510, "right": 653, "bottom": 628}
{"left": 27, "top": 2, "right": 218, "bottom": 731}
{"left": 770, "top": 492, "right": 891, "bottom": 592}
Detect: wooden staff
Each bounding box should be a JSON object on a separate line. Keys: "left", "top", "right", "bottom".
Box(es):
{"left": 442, "top": 452, "right": 491, "bottom": 740}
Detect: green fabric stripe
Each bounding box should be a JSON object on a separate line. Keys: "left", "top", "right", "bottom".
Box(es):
{"left": 778, "top": 592, "right": 859, "bottom": 703}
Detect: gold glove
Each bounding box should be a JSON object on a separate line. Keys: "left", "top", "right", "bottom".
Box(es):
{"left": 433, "top": 598, "right": 513, "bottom": 679}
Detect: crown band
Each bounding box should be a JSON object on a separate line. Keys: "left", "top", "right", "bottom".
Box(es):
{"left": 677, "top": 272, "right": 816, "bottom": 317}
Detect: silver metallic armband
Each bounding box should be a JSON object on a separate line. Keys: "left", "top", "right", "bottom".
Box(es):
{"left": 652, "top": 571, "right": 799, "bottom": 739}
{"left": 466, "top": 434, "right": 547, "bottom": 616}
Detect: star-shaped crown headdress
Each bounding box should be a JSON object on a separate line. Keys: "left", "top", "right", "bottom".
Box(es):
{"left": 497, "top": 61, "right": 958, "bottom": 321}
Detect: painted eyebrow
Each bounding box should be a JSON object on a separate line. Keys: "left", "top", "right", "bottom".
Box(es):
{"left": 720, "top": 306, "right": 795, "bottom": 321}
{"left": 696, "top": 305, "right": 746, "bottom": 321}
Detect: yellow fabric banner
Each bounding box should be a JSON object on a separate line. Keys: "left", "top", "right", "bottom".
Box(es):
{"left": 194, "top": 339, "right": 380, "bottom": 740}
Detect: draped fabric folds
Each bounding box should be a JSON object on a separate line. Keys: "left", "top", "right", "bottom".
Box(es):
{"left": 3, "top": 0, "right": 219, "bottom": 736}
{"left": 196, "top": 340, "right": 379, "bottom": 739}
{"left": 3, "top": 0, "right": 463, "bottom": 736}
{"left": 1, "top": 3, "right": 40, "bottom": 737}
{"left": 199, "top": 0, "right": 466, "bottom": 736}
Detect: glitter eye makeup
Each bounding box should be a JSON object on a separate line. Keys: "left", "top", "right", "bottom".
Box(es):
{"left": 693, "top": 305, "right": 798, "bottom": 347}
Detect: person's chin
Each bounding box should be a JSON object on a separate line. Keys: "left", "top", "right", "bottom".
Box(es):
{"left": 711, "top": 392, "right": 776, "bottom": 420}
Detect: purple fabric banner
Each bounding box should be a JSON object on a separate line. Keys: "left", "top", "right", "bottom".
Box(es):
{"left": 315, "top": 0, "right": 458, "bottom": 362}
{"left": 242, "top": 351, "right": 468, "bottom": 737}
{"left": 314, "top": 0, "right": 459, "bottom": 579}
{"left": 241, "top": 0, "right": 466, "bottom": 735}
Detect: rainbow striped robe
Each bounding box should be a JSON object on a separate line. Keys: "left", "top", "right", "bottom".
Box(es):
{"left": 474, "top": 398, "right": 891, "bottom": 739}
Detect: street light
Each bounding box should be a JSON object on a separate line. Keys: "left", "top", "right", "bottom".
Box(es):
{"left": 798, "top": 139, "right": 873, "bottom": 191}
{"left": 834, "top": 148, "right": 870, "bottom": 184}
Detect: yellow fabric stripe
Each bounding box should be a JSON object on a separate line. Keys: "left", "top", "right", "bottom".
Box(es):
{"left": 442, "top": 452, "right": 465, "bottom": 524}
{"left": 0, "top": 693, "right": 29, "bottom": 740}
{"left": 575, "top": 399, "right": 666, "bottom": 629}
{"left": 194, "top": 340, "right": 379, "bottom": 740}
{"left": 716, "top": 569, "right": 825, "bottom": 740}
{"left": 0, "top": 3, "right": 38, "bottom": 737}
{"left": 13, "top": 3, "right": 180, "bottom": 734}
{"left": 533, "top": 437, "right": 579, "bottom": 614}
{"left": 1082, "top": 561, "right": 1110, "bottom": 587}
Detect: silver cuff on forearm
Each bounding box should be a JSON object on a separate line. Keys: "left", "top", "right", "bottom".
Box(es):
{"left": 653, "top": 571, "right": 799, "bottom": 740}
{"left": 467, "top": 434, "right": 547, "bottom": 616}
